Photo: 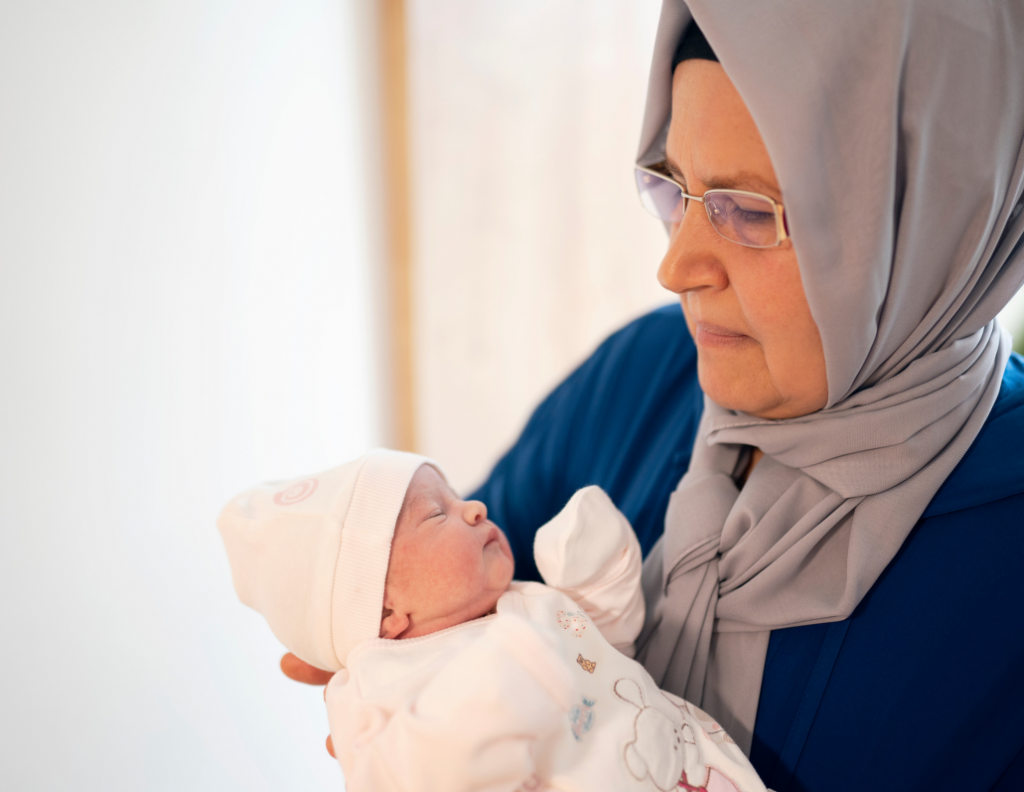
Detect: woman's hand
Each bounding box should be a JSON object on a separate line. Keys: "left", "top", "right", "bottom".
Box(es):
{"left": 280, "top": 652, "right": 334, "bottom": 685}
{"left": 280, "top": 653, "right": 337, "bottom": 757}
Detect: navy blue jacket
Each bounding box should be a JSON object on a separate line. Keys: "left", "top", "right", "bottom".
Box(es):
{"left": 470, "top": 304, "right": 1024, "bottom": 792}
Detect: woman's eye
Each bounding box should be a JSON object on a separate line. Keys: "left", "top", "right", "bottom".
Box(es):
{"left": 738, "top": 209, "right": 774, "bottom": 224}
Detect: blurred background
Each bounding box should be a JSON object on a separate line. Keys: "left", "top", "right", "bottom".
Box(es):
{"left": 2, "top": 2, "right": 1023, "bottom": 790}
{"left": 0, "top": 1, "right": 665, "bottom": 789}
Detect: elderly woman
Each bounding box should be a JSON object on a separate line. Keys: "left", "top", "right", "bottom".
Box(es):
{"left": 287, "top": 1, "right": 1024, "bottom": 788}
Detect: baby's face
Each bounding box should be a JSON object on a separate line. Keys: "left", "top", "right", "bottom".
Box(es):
{"left": 380, "top": 464, "right": 515, "bottom": 639}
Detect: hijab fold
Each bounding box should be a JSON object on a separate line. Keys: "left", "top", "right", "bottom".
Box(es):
{"left": 635, "top": 0, "right": 1024, "bottom": 754}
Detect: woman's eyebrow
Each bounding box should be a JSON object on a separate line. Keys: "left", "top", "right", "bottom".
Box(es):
{"left": 664, "top": 157, "right": 780, "bottom": 198}
{"left": 665, "top": 159, "right": 688, "bottom": 185}
{"left": 703, "top": 171, "right": 781, "bottom": 198}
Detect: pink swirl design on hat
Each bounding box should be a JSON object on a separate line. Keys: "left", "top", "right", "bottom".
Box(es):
{"left": 273, "top": 478, "right": 318, "bottom": 506}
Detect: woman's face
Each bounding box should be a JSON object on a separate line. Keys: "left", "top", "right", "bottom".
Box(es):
{"left": 660, "top": 60, "right": 828, "bottom": 420}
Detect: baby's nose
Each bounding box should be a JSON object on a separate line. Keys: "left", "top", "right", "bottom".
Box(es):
{"left": 463, "top": 499, "right": 487, "bottom": 524}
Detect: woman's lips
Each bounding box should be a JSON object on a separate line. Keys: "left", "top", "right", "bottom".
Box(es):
{"left": 693, "top": 321, "right": 750, "bottom": 348}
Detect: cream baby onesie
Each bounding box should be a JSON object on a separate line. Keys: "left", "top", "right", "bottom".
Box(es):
{"left": 325, "top": 486, "right": 767, "bottom": 792}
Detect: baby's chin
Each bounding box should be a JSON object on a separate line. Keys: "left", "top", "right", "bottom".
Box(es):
{"left": 479, "top": 586, "right": 509, "bottom": 620}
{"left": 481, "top": 555, "right": 515, "bottom": 610}
{"left": 488, "top": 540, "right": 515, "bottom": 588}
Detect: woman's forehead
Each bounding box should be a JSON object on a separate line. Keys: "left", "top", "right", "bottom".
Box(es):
{"left": 667, "top": 60, "right": 780, "bottom": 197}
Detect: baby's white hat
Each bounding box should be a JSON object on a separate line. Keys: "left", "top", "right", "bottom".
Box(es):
{"left": 217, "top": 449, "right": 431, "bottom": 671}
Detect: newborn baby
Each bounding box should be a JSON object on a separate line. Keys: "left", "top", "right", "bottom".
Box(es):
{"left": 218, "top": 449, "right": 766, "bottom": 792}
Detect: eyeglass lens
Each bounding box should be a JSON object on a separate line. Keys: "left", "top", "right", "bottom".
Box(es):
{"left": 635, "top": 168, "right": 780, "bottom": 248}
{"left": 636, "top": 170, "right": 686, "bottom": 223}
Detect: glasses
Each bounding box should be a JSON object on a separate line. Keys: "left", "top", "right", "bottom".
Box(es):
{"left": 635, "top": 163, "right": 789, "bottom": 249}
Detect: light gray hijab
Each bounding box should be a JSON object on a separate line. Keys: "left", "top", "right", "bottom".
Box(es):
{"left": 635, "top": 0, "right": 1024, "bottom": 754}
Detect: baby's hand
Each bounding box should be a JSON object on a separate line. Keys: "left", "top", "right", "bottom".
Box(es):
{"left": 280, "top": 653, "right": 336, "bottom": 757}
{"left": 534, "top": 485, "right": 636, "bottom": 589}
{"left": 533, "top": 487, "right": 645, "bottom": 655}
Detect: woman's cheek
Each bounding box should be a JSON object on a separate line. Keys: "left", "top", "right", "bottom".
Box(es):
{"left": 742, "top": 298, "right": 828, "bottom": 413}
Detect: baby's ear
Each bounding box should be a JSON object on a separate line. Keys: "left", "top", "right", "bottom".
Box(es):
{"left": 379, "top": 608, "right": 409, "bottom": 639}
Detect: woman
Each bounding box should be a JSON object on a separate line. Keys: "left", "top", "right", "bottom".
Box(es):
{"left": 287, "top": 1, "right": 1024, "bottom": 788}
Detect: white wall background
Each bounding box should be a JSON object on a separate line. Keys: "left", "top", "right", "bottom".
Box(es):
{"left": 0, "top": 1, "right": 381, "bottom": 788}
{"left": 407, "top": 0, "right": 671, "bottom": 492}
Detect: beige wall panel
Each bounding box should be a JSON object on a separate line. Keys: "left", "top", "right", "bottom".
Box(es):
{"left": 408, "top": 0, "right": 671, "bottom": 491}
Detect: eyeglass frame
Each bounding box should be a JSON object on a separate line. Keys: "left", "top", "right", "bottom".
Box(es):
{"left": 635, "top": 162, "right": 790, "bottom": 249}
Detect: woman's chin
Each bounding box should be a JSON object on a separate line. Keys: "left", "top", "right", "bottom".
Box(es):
{"left": 697, "top": 359, "right": 777, "bottom": 417}
{"left": 701, "top": 378, "right": 822, "bottom": 420}
{"left": 707, "top": 393, "right": 774, "bottom": 417}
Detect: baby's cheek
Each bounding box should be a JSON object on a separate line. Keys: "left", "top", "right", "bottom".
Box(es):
{"left": 432, "top": 548, "right": 479, "bottom": 587}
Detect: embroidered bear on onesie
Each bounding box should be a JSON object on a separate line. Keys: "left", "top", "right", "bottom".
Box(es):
{"left": 616, "top": 677, "right": 703, "bottom": 790}
{"left": 614, "top": 678, "right": 746, "bottom": 792}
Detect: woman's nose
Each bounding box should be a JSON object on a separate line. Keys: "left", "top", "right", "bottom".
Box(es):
{"left": 463, "top": 499, "right": 487, "bottom": 525}
{"left": 657, "top": 205, "right": 729, "bottom": 294}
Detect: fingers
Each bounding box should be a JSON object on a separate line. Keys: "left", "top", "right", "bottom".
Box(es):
{"left": 326, "top": 734, "right": 336, "bottom": 758}
{"left": 280, "top": 652, "right": 335, "bottom": 686}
